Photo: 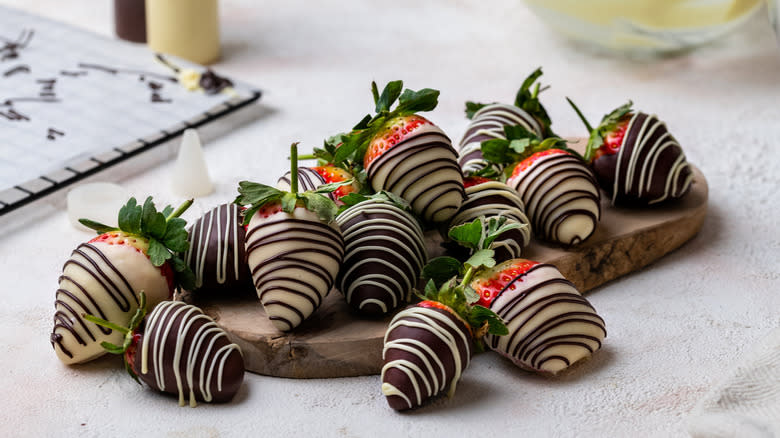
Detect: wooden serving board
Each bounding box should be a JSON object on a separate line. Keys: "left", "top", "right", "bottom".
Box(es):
{"left": 194, "top": 165, "right": 708, "bottom": 379}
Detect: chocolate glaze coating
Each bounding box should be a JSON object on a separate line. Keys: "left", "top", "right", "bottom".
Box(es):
{"left": 449, "top": 180, "right": 532, "bottom": 262}
{"left": 245, "top": 207, "right": 345, "bottom": 332}
{"left": 367, "top": 121, "right": 465, "bottom": 224}
{"left": 381, "top": 305, "right": 472, "bottom": 411}
{"left": 185, "top": 203, "right": 254, "bottom": 297}
{"left": 277, "top": 168, "right": 337, "bottom": 202}
{"left": 458, "top": 104, "right": 543, "bottom": 175}
{"left": 484, "top": 263, "right": 606, "bottom": 375}
{"left": 133, "top": 301, "right": 244, "bottom": 406}
{"left": 596, "top": 112, "right": 693, "bottom": 206}
{"left": 507, "top": 151, "right": 601, "bottom": 246}
{"left": 336, "top": 200, "right": 427, "bottom": 316}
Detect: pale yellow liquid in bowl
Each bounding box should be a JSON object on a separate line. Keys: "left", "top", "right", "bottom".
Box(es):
{"left": 524, "top": 0, "right": 763, "bottom": 52}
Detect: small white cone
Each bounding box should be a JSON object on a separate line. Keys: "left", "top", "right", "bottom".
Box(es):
{"left": 171, "top": 129, "right": 214, "bottom": 198}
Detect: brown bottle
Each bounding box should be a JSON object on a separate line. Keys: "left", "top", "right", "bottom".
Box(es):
{"left": 114, "top": 0, "right": 146, "bottom": 43}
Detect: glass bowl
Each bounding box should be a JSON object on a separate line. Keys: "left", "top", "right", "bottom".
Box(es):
{"left": 523, "top": 0, "right": 764, "bottom": 55}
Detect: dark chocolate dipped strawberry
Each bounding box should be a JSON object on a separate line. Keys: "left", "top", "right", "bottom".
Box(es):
{"left": 382, "top": 217, "right": 512, "bottom": 411}
{"left": 470, "top": 259, "right": 607, "bottom": 375}
{"left": 235, "top": 143, "right": 345, "bottom": 332}
{"left": 567, "top": 99, "right": 694, "bottom": 206}
{"left": 481, "top": 128, "right": 601, "bottom": 246}
{"left": 329, "top": 80, "right": 464, "bottom": 224}
{"left": 448, "top": 176, "right": 532, "bottom": 262}
{"left": 277, "top": 165, "right": 359, "bottom": 204}
{"left": 52, "top": 197, "right": 195, "bottom": 365}
{"left": 335, "top": 191, "right": 427, "bottom": 316}
{"left": 184, "top": 203, "right": 254, "bottom": 298}
{"left": 84, "top": 293, "right": 244, "bottom": 406}
{"left": 458, "top": 68, "right": 554, "bottom": 177}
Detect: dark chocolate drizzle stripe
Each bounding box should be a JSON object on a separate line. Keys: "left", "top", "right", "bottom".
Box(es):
{"left": 139, "top": 301, "right": 243, "bottom": 407}
{"left": 367, "top": 125, "right": 464, "bottom": 224}
{"left": 485, "top": 264, "right": 606, "bottom": 374}
{"left": 457, "top": 104, "right": 543, "bottom": 175}
{"left": 51, "top": 243, "right": 139, "bottom": 359}
{"left": 381, "top": 306, "right": 472, "bottom": 411}
{"left": 613, "top": 113, "right": 693, "bottom": 205}
{"left": 184, "top": 203, "right": 250, "bottom": 291}
{"left": 508, "top": 152, "right": 601, "bottom": 245}
{"left": 336, "top": 200, "right": 427, "bottom": 315}
{"left": 244, "top": 213, "right": 344, "bottom": 331}
{"left": 449, "top": 181, "right": 532, "bottom": 261}
{"left": 277, "top": 168, "right": 336, "bottom": 202}
{"left": 0, "top": 90, "right": 261, "bottom": 217}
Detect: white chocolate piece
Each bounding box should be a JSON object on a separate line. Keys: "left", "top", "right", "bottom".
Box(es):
{"left": 66, "top": 182, "right": 129, "bottom": 232}
{"left": 244, "top": 207, "right": 344, "bottom": 332}
{"left": 51, "top": 241, "right": 171, "bottom": 365}
{"left": 171, "top": 129, "right": 214, "bottom": 198}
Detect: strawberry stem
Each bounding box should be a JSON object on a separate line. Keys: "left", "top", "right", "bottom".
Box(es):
{"left": 166, "top": 199, "right": 193, "bottom": 222}
{"left": 290, "top": 142, "right": 299, "bottom": 194}
{"left": 460, "top": 266, "right": 476, "bottom": 289}
{"left": 82, "top": 314, "right": 131, "bottom": 335}
{"left": 566, "top": 97, "right": 594, "bottom": 133}
{"left": 297, "top": 153, "right": 316, "bottom": 160}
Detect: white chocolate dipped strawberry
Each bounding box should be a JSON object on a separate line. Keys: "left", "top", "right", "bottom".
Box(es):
{"left": 458, "top": 68, "right": 554, "bottom": 176}
{"left": 481, "top": 129, "right": 601, "bottom": 246}
{"left": 471, "top": 259, "right": 607, "bottom": 375}
{"left": 235, "top": 143, "right": 345, "bottom": 332}
{"left": 328, "top": 81, "right": 464, "bottom": 224}
{"left": 51, "top": 197, "right": 195, "bottom": 365}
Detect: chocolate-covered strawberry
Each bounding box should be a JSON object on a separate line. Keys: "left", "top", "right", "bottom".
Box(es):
{"left": 52, "top": 197, "right": 195, "bottom": 365}
{"left": 235, "top": 143, "right": 345, "bottom": 332}
{"left": 568, "top": 99, "right": 693, "bottom": 206}
{"left": 184, "top": 203, "right": 254, "bottom": 297}
{"left": 277, "top": 165, "right": 359, "bottom": 203}
{"left": 333, "top": 80, "right": 464, "bottom": 224}
{"left": 382, "top": 218, "right": 511, "bottom": 411}
{"left": 448, "top": 176, "right": 531, "bottom": 262}
{"left": 470, "top": 259, "right": 607, "bottom": 375}
{"left": 481, "top": 129, "right": 601, "bottom": 246}
{"left": 84, "top": 293, "right": 244, "bottom": 406}
{"left": 458, "top": 68, "right": 554, "bottom": 176}
{"left": 336, "top": 192, "right": 427, "bottom": 316}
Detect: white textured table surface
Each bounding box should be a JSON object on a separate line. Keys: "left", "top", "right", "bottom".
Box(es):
{"left": 1, "top": 1, "right": 779, "bottom": 437}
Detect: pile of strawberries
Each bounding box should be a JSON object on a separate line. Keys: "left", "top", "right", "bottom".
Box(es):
{"left": 50, "top": 68, "right": 694, "bottom": 410}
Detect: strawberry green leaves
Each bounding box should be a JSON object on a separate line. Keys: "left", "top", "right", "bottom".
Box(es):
{"left": 464, "top": 67, "right": 553, "bottom": 135}
{"left": 79, "top": 196, "right": 195, "bottom": 290}
{"left": 567, "top": 97, "right": 633, "bottom": 163}
{"left": 235, "top": 143, "right": 341, "bottom": 224}
{"left": 417, "top": 217, "right": 526, "bottom": 338}
{"left": 465, "top": 101, "right": 487, "bottom": 120}
{"left": 514, "top": 67, "right": 552, "bottom": 135}
{"left": 83, "top": 291, "right": 148, "bottom": 382}
{"left": 331, "top": 80, "right": 440, "bottom": 170}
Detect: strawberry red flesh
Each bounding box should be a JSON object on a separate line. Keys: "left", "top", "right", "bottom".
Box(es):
{"left": 463, "top": 176, "right": 492, "bottom": 188}
{"left": 511, "top": 149, "right": 572, "bottom": 178}
{"left": 364, "top": 115, "right": 431, "bottom": 168}
{"left": 470, "top": 259, "right": 539, "bottom": 307}
{"left": 593, "top": 115, "right": 632, "bottom": 162}
{"left": 89, "top": 231, "right": 175, "bottom": 297}
{"left": 124, "top": 332, "right": 142, "bottom": 375}
{"left": 311, "top": 165, "right": 357, "bottom": 199}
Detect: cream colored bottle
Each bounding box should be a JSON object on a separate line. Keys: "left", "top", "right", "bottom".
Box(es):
{"left": 145, "top": 0, "right": 220, "bottom": 65}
